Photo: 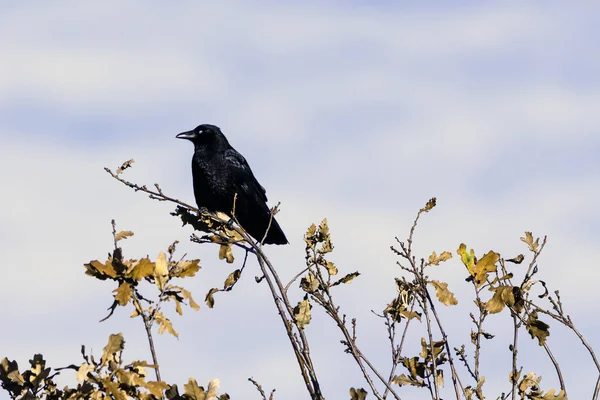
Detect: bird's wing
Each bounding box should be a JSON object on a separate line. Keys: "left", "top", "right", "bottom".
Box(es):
{"left": 223, "top": 148, "right": 268, "bottom": 202}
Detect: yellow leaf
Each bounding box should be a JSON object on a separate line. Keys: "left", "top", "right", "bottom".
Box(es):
{"left": 183, "top": 378, "right": 219, "bottom": 400}
{"left": 391, "top": 374, "right": 426, "bottom": 387}
{"left": 223, "top": 269, "right": 241, "bottom": 290}
{"left": 129, "top": 258, "right": 155, "bottom": 281}
{"left": 218, "top": 243, "right": 234, "bottom": 263}
{"left": 179, "top": 287, "right": 200, "bottom": 311}
{"left": 325, "top": 261, "right": 338, "bottom": 276}
{"left": 184, "top": 378, "right": 204, "bottom": 400}
{"left": 485, "top": 285, "right": 515, "bottom": 314}
{"left": 113, "top": 282, "right": 132, "bottom": 306}
{"left": 155, "top": 312, "right": 178, "bottom": 338}
{"left": 422, "top": 197, "right": 436, "bottom": 212}
{"left": 541, "top": 389, "right": 567, "bottom": 399}
{"left": 115, "top": 231, "right": 134, "bottom": 242}
{"left": 205, "top": 288, "right": 219, "bottom": 308}
{"left": 294, "top": 297, "right": 312, "bottom": 329}
{"left": 506, "top": 254, "right": 524, "bottom": 264}
{"left": 173, "top": 259, "right": 201, "bottom": 278}
{"left": 85, "top": 260, "right": 117, "bottom": 279}
{"left": 520, "top": 231, "right": 539, "bottom": 252}
{"left": 349, "top": 387, "right": 368, "bottom": 400}
{"left": 104, "top": 380, "right": 128, "bottom": 400}
{"left": 145, "top": 381, "right": 169, "bottom": 398}
{"left": 318, "top": 218, "right": 329, "bottom": 237}
{"left": 206, "top": 379, "right": 220, "bottom": 399}
{"left": 457, "top": 244, "right": 475, "bottom": 275}
{"left": 435, "top": 369, "right": 444, "bottom": 389}
{"left": 76, "top": 363, "right": 94, "bottom": 383}
{"left": 473, "top": 251, "right": 499, "bottom": 287}
{"left": 116, "top": 159, "right": 135, "bottom": 175}
{"left": 518, "top": 372, "right": 541, "bottom": 394}
{"left": 154, "top": 252, "right": 169, "bottom": 291}
{"left": 332, "top": 272, "right": 360, "bottom": 287}
{"left": 429, "top": 280, "right": 458, "bottom": 306}
{"left": 509, "top": 369, "right": 521, "bottom": 384}
{"left": 304, "top": 223, "right": 317, "bottom": 245}
{"left": 428, "top": 251, "right": 453, "bottom": 266}
{"left": 300, "top": 272, "right": 320, "bottom": 293}
{"left": 526, "top": 313, "right": 550, "bottom": 346}
{"left": 101, "top": 333, "right": 125, "bottom": 366}
{"left": 420, "top": 338, "right": 445, "bottom": 359}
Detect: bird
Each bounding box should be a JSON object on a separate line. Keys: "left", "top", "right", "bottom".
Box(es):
{"left": 176, "top": 124, "right": 288, "bottom": 245}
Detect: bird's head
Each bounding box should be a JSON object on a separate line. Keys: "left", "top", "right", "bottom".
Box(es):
{"left": 176, "top": 124, "right": 223, "bottom": 143}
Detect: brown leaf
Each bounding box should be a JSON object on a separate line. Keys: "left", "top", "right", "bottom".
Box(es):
{"left": 115, "top": 231, "right": 134, "bottom": 242}
{"left": 429, "top": 280, "right": 458, "bottom": 306}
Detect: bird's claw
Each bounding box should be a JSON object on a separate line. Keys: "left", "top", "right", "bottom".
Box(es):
{"left": 198, "top": 206, "right": 209, "bottom": 216}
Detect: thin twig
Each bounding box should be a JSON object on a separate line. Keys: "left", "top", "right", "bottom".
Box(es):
{"left": 132, "top": 294, "right": 161, "bottom": 382}
{"left": 510, "top": 313, "right": 519, "bottom": 400}
{"left": 425, "top": 289, "right": 465, "bottom": 399}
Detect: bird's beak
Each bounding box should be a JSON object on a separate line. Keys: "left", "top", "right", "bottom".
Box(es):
{"left": 176, "top": 130, "right": 196, "bottom": 140}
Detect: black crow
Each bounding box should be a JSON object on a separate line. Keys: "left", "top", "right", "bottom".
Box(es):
{"left": 176, "top": 124, "right": 288, "bottom": 245}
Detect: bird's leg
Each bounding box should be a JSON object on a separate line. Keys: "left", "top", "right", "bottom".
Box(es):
{"left": 197, "top": 206, "right": 210, "bottom": 217}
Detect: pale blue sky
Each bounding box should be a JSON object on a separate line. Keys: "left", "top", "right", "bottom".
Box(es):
{"left": 1, "top": 2, "right": 599, "bottom": 399}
